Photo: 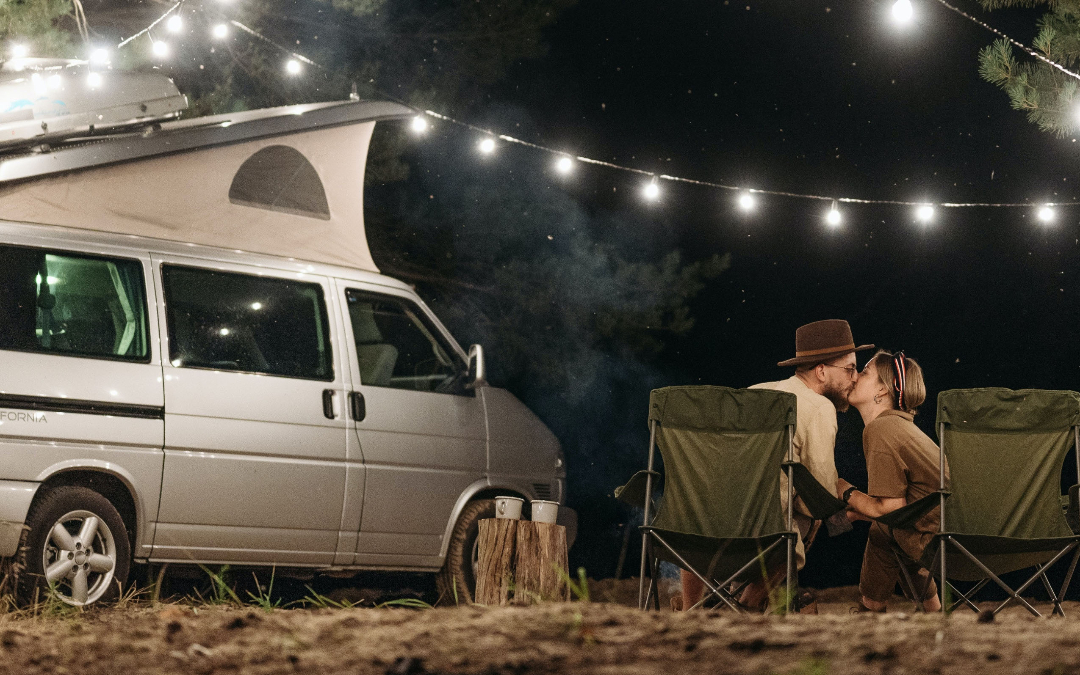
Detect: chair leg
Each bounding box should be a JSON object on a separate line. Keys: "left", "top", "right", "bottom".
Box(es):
{"left": 651, "top": 554, "right": 662, "bottom": 611}
{"left": 637, "top": 530, "right": 649, "bottom": 611}
{"left": 1058, "top": 545, "right": 1080, "bottom": 615}
{"left": 893, "top": 548, "right": 922, "bottom": 612}
{"left": 948, "top": 579, "right": 987, "bottom": 613}
{"left": 1036, "top": 566, "right": 1064, "bottom": 617}
{"left": 947, "top": 538, "right": 1043, "bottom": 616}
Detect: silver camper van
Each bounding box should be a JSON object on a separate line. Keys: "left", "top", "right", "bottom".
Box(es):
{"left": 0, "top": 79, "right": 570, "bottom": 606}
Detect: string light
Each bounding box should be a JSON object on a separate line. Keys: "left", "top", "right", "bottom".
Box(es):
{"left": 892, "top": 0, "right": 914, "bottom": 23}
{"left": 10, "top": 44, "right": 28, "bottom": 59}
{"left": 410, "top": 115, "right": 428, "bottom": 133}
{"left": 478, "top": 137, "right": 496, "bottom": 154}
{"left": 48, "top": 73, "right": 61, "bottom": 89}
{"left": 826, "top": 201, "right": 842, "bottom": 226}
{"left": 86, "top": 72, "right": 102, "bottom": 88}
{"left": 643, "top": 179, "right": 660, "bottom": 202}
{"left": 738, "top": 192, "right": 756, "bottom": 212}
{"left": 915, "top": 204, "right": 935, "bottom": 223}
{"left": 30, "top": 73, "right": 46, "bottom": 96}
{"left": 285, "top": 59, "right": 302, "bottom": 75}
{"left": 89, "top": 47, "right": 110, "bottom": 65}
{"left": 212, "top": 24, "right": 229, "bottom": 39}
{"left": 152, "top": 40, "right": 169, "bottom": 58}
{"left": 166, "top": 15, "right": 183, "bottom": 33}
{"left": 555, "top": 156, "right": 574, "bottom": 175}
{"left": 1037, "top": 205, "right": 1055, "bottom": 223}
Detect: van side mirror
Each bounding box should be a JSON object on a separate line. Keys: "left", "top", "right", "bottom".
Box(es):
{"left": 466, "top": 344, "right": 487, "bottom": 389}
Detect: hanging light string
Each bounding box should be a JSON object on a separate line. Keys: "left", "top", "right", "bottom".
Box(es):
{"left": 104, "top": 0, "right": 1080, "bottom": 212}
{"left": 926, "top": 0, "right": 1080, "bottom": 83}
{"left": 117, "top": 2, "right": 181, "bottom": 48}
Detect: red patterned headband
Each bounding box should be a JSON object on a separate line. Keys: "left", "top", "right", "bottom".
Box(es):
{"left": 892, "top": 351, "right": 907, "bottom": 410}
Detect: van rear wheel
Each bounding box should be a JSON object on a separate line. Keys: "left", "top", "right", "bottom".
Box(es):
{"left": 436, "top": 499, "right": 495, "bottom": 604}
{"left": 18, "top": 486, "right": 130, "bottom": 607}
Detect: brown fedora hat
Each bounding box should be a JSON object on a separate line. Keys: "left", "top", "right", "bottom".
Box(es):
{"left": 777, "top": 319, "right": 874, "bottom": 367}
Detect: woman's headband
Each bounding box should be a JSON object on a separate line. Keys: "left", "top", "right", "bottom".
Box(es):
{"left": 892, "top": 351, "right": 907, "bottom": 410}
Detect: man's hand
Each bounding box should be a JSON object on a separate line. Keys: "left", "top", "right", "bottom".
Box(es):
{"left": 836, "top": 478, "right": 854, "bottom": 496}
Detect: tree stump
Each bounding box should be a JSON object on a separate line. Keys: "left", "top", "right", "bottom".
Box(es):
{"left": 513, "top": 521, "right": 569, "bottom": 604}
{"left": 475, "top": 518, "right": 517, "bottom": 605}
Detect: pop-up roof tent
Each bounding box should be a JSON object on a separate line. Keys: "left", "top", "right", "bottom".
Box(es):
{"left": 0, "top": 83, "right": 413, "bottom": 272}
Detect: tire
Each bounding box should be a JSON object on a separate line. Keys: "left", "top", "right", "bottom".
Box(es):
{"left": 436, "top": 499, "right": 495, "bottom": 604}
{"left": 17, "top": 486, "right": 131, "bottom": 607}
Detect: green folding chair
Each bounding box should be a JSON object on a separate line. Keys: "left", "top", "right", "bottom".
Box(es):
{"left": 915, "top": 388, "right": 1080, "bottom": 617}
{"left": 614, "top": 386, "right": 799, "bottom": 613}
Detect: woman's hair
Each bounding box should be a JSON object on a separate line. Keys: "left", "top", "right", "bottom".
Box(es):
{"left": 869, "top": 349, "right": 926, "bottom": 414}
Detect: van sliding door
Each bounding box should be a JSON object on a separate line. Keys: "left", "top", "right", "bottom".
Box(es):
{"left": 152, "top": 256, "right": 347, "bottom": 565}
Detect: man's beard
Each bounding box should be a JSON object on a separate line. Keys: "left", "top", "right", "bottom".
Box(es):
{"left": 822, "top": 381, "right": 852, "bottom": 412}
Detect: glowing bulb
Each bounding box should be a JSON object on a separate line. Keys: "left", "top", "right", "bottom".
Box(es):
{"left": 166, "top": 15, "right": 183, "bottom": 33}
{"left": 915, "top": 204, "right": 934, "bottom": 223}
{"left": 250, "top": 302, "right": 263, "bottom": 310}
{"left": 219, "top": 328, "right": 231, "bottom": 336}
{"left": 11, "top": 44, "right": 28, "bottom": 59}
{"left": 738, "top": 192, "right": 756, "bottom": 211}
{"left": 30, "top": 73, "right": 46, "bottom": 95}
{"left": 410, "top": 115, "right": 428, "bottom": 133}
{"left": 152, "top": 41, "right": 169, "bottom": 58}
{"left": 555, "top": 156, "right": 574, "bottom": 174}
{"left": 285, "top": 59, "right": 302, "bottom": 75}
{"left": 212, "top": 24, "right": 229, "bottom": 39}
{"left": 826, "top": 201, "right": 842, "bottom": 226}
{"left": 1038, "top": 205, "right": 1055, "bottom": 223}
{"left": 89, "top": 48, "right": 110, "bottom": 65}
{"left": 892, "top": 0, "right": 914, "bottom": 22}
{"left": 86, "top": 72, "right": 102, "bottom": 88}
{"left": 643, "top": 180, "right": 660, "bottom": 201}
{"left": 48, "top": 74, "right": 61, "bottom": 89}
{"left": 478, "top": 137, "right": 496, "bottom": 154}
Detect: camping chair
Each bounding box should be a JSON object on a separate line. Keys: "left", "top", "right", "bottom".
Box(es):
{"left": 614, "top": 386, "right": 799, "bottom": 613}
{"left": 907, "top": 388, "right": 1080, "bottom": 617}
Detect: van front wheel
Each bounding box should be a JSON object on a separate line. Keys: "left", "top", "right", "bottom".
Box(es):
{"left": 436, "top": 499, "right": 495, "bottom": 605}
{"left": 19, "top": 486, "right": 130, "bottom": 607}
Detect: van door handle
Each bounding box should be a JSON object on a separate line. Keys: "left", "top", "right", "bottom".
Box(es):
{"left": 322, "top": 389, "right": 336, "bottom": 419}
{"left": 349, "top": 391, "right": 366, "bottom": 422}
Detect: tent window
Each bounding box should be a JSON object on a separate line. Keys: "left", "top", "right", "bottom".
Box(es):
{"left": 228, "top": 145, "right": 331, "bottom": 220}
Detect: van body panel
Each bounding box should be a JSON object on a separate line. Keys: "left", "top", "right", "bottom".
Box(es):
{"left": 151, "top": 254, "right": 348, "bottom": 565}
{"left": 0, "top": 479, "right": 38, "bottom": 556}
{"left": 482, "top": 387, "right": 562, "bottom": 499}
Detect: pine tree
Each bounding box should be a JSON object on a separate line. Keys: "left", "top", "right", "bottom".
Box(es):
{"left": 978, "top": 0, "right": 1080, "bottom": 136}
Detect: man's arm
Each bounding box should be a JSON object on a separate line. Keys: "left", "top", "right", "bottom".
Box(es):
{"left": 803, "top": 402, "right": 840, "bottom": 496}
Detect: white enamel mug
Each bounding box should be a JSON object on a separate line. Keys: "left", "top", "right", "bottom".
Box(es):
{"left": 530, "top": 500, "right": 559, "bottom": 524}
{"left": 495, "top": 496, "right": 524, "bottom": 519}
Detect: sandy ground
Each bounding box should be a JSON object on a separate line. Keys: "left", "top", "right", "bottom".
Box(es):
{"left": 1, "top": 582, "right": 1080, "bottom": 674}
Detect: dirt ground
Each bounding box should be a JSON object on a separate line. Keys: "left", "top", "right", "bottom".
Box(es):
{"left": 2, "top": 581, "right": 1080, "bottom": 674}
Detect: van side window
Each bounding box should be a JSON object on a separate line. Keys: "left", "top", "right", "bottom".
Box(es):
{"left": 0, "top": 244, "right": 149, "bottom": 361}
{"left": 162, "top": 265, "right": 333, "bottom": 381}
{"left": 345, "top": 290, "right": 465, "bottom": 394}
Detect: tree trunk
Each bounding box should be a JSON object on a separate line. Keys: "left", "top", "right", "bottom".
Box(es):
{"left": 474, "top": 518, "right": 517, "bottom": 606}
{"left": 513, "top": 521, "right": 569, "bottom": 604}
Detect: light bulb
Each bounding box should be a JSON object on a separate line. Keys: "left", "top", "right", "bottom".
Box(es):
{"left": 826, "top": 201, "right": 842, "bottom": 226}
{"left": 11, "top": 44, "right": 28, "bottom": 59}
{"left": 1038, "top": 205, "right": 1055, "bottom": 223}
{"left": 915, "top": 204, "right": 934, "bottom": 223}
{"left": 478, "top": 137, "right": 496, "bottom": 154}
{"left": 285, "top": 59, "right": 302, "bottom": 75}
{"left": 555, "top": 156, "right": 574, "bottom": 174}
{"left": 47, "top": 73, "right": 61, "bottom": 89}
{"left": 212, "top": 24, "right": 229, "bottom": 39}
{"left": 30, "top": 73, "right": 46, "bottom": 95}
{"left": 410, "top": 115, "right": 428, "bottom": 133}
{"left": 643, "top": 181, "right": 660, "bottom": 201}
{"left": 166, "top": 15, "right": 183, "bottom": 33}
{"left": 738, "top": 193, "right": 756, "bottom": 211}
{"left": 89, "top": 48, "right": 110, "bottom": 65}
{"left": 86, "top": 72, "right": 102, "bottom": 88}
{"left": 892, "top": 0, "right": 914, "bottom": 22}
{"left": 152, "top": 41, "right": 169, "bottom": 58}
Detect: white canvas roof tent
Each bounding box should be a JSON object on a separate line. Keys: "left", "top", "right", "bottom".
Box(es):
{"left": 0, "top": 89, "right": 413, "bottom": 273}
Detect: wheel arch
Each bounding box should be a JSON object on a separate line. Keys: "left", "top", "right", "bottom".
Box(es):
{"left": 436, "top": 480, "right": 531, "bottom": 562}
{"left": 33, "top": 465, "right": 141, "bottom": 552}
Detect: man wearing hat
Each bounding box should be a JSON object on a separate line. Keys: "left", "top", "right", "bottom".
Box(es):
{"left": 678, "top": 319, "right": 873, "bottom": 612}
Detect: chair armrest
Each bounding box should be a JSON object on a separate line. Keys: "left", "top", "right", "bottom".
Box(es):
{"left": 1066, "top": 484, "right": 1079, "bottom": 534}
{"left": 783, "top": 462, "right": 846, "bottom": 520}
{"left": 614, "top": 470, "right": 661, "bottom": 509}
{"left": 874, "top": 491, "right": 949, "bottom": 530}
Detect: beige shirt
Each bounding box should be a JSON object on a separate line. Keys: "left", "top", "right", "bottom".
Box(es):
{"left": 750, "top": 375, "right": 840, "bottom": 518}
